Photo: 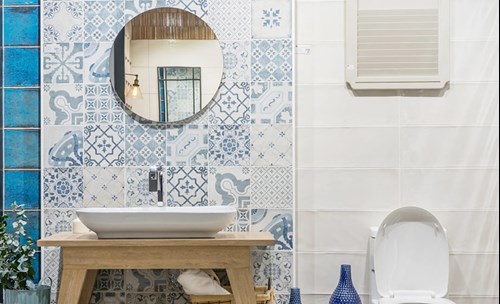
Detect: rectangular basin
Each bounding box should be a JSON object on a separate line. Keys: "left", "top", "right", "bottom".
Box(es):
{"left": 76, "top": 206, "right": 236, "bottom": 239}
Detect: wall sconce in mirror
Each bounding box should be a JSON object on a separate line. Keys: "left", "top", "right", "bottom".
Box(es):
{"left": 126, "top": 73, "right": 143, "bottom": 100}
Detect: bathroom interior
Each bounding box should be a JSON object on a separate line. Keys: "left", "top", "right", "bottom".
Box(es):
{"left": 0, "top": 0, "right": 498, "bottom": 303}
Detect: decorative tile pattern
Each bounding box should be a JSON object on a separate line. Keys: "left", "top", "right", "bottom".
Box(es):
{"left": 125, "top": 293, "right": 167, "bottom": 304}
{"left": 44, "top": 2, "right": 84, "bottom": 43}
{"left": 209, "top": 166, "right": 251, "bottom": 207}
{"left": 251, "top": 167, "right": 292, "bottom": 209}
{"left": 252, "top": 0, "right": 291, "bottom": 39}
{"left": 44, "top": 126, "right": 84, "bottom": 167}
{"left": 251, "top": 125, "right": 292, "bottom": 166}
{"left": 125, "top": 270, "right": 168, "bottom": 292}
{"left": 44, "top": 209, "right": 77, "bottom": 237}
{"left": 43, "top": 84, "right": 85, "bottom": 125}
{"left": 84, "top": 168, "right": 125, "bottom": 207}
{"left": 209, "top": 0, "right": 250, "bottom": 40}
{"left": 252, "top": 251, "right": 292, "bottom": 293}
{"left": 95, "top": 270, "right": 125, "bottom": 291}
{"left": 252, "top": 209, "right": 293, "bottom": 250}
{"left": 84, "top": 1, "right": 125, "bottom": 42}
{"left": 85, "top": 84, "right": 124, "bottom": 124}
{"left": 209, "top": 125, "right": 250, "bottom": 166}
{"left": 84, "top": 125, "right": 125, "bottom": 167}
{"left": 42, "top": 247, "right": 62, "bottom": 292}
{"left": 125, "top": 125, "right": 167, "bottom": 166}
{"left": 166, "top": 125, "right": 208, "bottom": 167}
{"left": 84, "top": 42, "right": 112, "bottom": 83}
{"left": 251, "top": 82, "right": 292, "bottom": 124}
{"left": 43, "top": 43, "right": 84, "bottom": 83}
{"left": 126, "top": 167, "right": 161, "bottom": 207}
{"left": 209, "top": 82, "right": 250, "bottom": 125}
{"left": 90, "top": 292, "right": 126, "bottom": 304}
{"left": 166, "top": 167, "right": 208, "bottom": 207}
{"left": 125, "top": 0, "right": 208, "bottom": 22}
{"left": 252, "top": 39, "right": 292, "bottom": 82}
{"left": 44, "top": 168, "right": 84, "bottom": 209}
{"left": 274, "top": 293, "right": 290, "bottom": 304}
{"left": 221, "top": 41, "right": 251, "bottom": 82}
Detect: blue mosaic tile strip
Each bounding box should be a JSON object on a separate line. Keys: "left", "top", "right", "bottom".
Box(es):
{"left": 4, "top": 6, "right": 40, "bottom": 46}
{"left": 4, "top": 170, "right": 41, "bottom": 210}
{"left": 4, "top": 130, "right": 40, "bottom": 169}
{"left": 4, "top": 88, "right": 41, "bottom": 128}
{"left": 4, "top": 48, "right": 40, "bottom": 87}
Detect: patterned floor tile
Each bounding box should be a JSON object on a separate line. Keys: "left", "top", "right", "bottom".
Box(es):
{"left": 125, "top": 270, "right": 168, "bottom": 292}
{"left": 43, "top": 84, "right": 85, "bottom": 125}
{"left": 166, "top": 167, "right": 208, "bottom": 207}
{"left": 84, "top": 42, "right": 113, "bottom": 83}
{"left": 95, "top": 269, "right": 125, "bottom": 291}
{"left": 43, "top": 43, "right": 84, "bottom": 83}
{"left": 252, "top": 39, "right": 292, "bottom": 82}
{"left": 208, "top": 166, "right": 250, "bottom": 208}
{"left": 84, "top": 125, "right": 125, "bottom": 167}
{"left": 44, "top": 126, "right": 84, "bottom": 167}
{"left": 84, "top": 1, "right": 125, "bottom": 42}
{"left": 166, "top": 125, "right": 208, "bottom": 167}
{"left": 209, "top": 0, "right": 250, "bottom": 40}
{"left": 251, "top": 82, "right": 292, "bottom": 124}
{"left": 44, "top": 168, "right": 84, "bottom": 209}
{"left": 251, "top": 124, "right": 292, "bottom": 166}
{"left": 251, "top": 167, "right": 292, "bottom": 209}
{"left": 125, "top": 124, "right": 167, "bottom": 166}
{"left": 85, "top": 84, "right": 124, "bottom": 124}
{"left": 209, "top": 125, "right": 250, "bottom": 166}
{"left": 44, "top": 1, "right": 84, "bottom": 43}
{"left": 90, "top": 292, "right": 126, "bottom": 304}
{"left": 252, "top": 0, "right": 292, "bottom": 39}
{"left": 221, "top": 41, "right": 251, "bottom": 82}
{"left": 251, "top": 209, "right": 293, "bottom": 250}
{"left": 44, "top": 209, "right": 77, "bottom": 237}
{"left": 84, "top": 167, "right": 125, "bottom": 207}
{"left": 126, "top": 167, "right": 162, "bottom": 207}
{"left": 125, "top": 293, "right": 167, "bottom": 304}
{"left": 209, "top": 82, "right": 250, "bottom": 125}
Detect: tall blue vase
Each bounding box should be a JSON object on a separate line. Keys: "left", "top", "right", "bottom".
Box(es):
{"left": 289, "top": 287, "right": 302, "bottom": 304}
{"left": 329, "top": 265, "right": 362, "bottom": 304}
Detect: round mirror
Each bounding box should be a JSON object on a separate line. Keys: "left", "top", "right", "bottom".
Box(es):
{"left": 110, "top": 8, "right": 223, "bottom": 123}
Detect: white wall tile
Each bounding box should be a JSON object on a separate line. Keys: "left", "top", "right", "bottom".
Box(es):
{"left": 297, "top": 169, "right": 399, "bottom": 210}
{"left": 296, "top": 1, "right": 344, "bottom": 43}
{"left": 452, "top": 0, "right": 499, "bottom": 42}
{"left": 449, "top": 254, "right": 499, "bottom": 296}
{"left": 449, "top": 297, "right": 500, "bottom": 304}
{"left": 401, "top": 169, "right": 499, "bottom": 210}
{"left": 297, "top": 127, "right": 399, "bottom": 168}
{"left": 401, "top": 84, "right": 500, "bottom": 126}
{"left": 297, "top": 84, "right": 400, "bottom": 127}
{"left": 451, "top": 41, "right": 499, "bottom": 83}
{"left": 301, "top": 294, "right": 370, "bottom": 303}
{"left": 296, "top": 43, "right": 345, "bottom": 85}
{"left": 400, "top": 127, "right": 499, "bottom": 168}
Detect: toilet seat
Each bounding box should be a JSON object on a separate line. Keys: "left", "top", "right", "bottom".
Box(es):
{"left": 374, "top": 207, "right": 453, "bottom": 304}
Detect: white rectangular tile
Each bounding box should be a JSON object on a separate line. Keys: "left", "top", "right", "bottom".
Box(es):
{"left": 452, "top": 0, "right": 499, "bottom": 42}
{"left": 401, "top": 169, "right": 499, "bottom": 210}
{"left": 297, "top": 169, "right": 399, "bottom": 210}
{"left": 401, "top": 84, "right": 500, "bottom": 126}
{"left": 451, "top": 41, "right": 499, "bottom": 82}
{"left": 296, "top": 1, "right": 344, "bottom": 43}
{"left": 296, "top": 43, "right": 345, "bottom": 85}
{"left": 296, "top": 84, "right": 399, "bottom": 127}
{"left": 449, "top": 297, "right": 500, "bottom": 304}
{"left": 449, "top": 254, "right": 499, "bottom": 296}
{"left": 400, "top": 127, "right": 499, "bottom": 168}
{"left": 297, "top": 127, "right": 399, "bottom": 168}
{"left": 301, "top": 294, "right": 370, "bottom": 303}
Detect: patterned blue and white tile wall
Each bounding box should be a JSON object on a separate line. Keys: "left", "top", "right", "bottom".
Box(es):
{"left": 1, "top": 0, "right": 42, "bottom": 298}
{"left": 41, "top": 0, "right": 294, "bottom": 303}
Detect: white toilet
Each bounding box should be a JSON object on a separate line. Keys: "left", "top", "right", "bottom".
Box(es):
{"left": 369, "top": 207, "right": 456, "bottom": 304}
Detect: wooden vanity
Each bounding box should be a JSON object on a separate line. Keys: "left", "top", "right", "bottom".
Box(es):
{"left": 38, "top": 232, "right": 275, "bottom": 304}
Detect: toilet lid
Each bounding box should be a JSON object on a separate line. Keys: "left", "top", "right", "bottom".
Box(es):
{"left": 375, "top": 207, "right": 450, "bottom": 298}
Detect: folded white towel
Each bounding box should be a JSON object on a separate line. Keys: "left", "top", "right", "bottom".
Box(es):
{"left": 177, "top": 269, "right": 231, "bottom": 295}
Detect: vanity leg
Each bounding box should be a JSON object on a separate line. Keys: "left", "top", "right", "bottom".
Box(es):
{"left": 79, "top": 269, "right": 98, "bottom": 304}
{"left": 227, "top": 267, "right": 256, "bottom": 304}
{"left": 58, "top": 268, "right": 90, "bottom": 304}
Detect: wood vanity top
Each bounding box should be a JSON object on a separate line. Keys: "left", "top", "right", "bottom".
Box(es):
{"left": 37, "top": 232, "right": 275, "bottom": 247}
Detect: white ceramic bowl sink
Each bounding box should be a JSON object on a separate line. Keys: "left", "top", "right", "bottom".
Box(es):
{"left": 76, "top": 206, "right": 237, "bottom": 239}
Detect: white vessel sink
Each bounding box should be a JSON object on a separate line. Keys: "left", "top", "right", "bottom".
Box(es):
{"left": 76, "top": 206, "right": 236, "bottom": 239}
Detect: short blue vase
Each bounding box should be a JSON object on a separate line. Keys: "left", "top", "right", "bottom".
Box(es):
{"left": 289, "top": 287, "right": 302, "bottom": 304}
{"left": 329, "top": 265, "right": 362, "bottom": 304}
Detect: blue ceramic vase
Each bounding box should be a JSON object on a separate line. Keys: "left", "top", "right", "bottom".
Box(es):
{"left": 289, "top": 287, "right": 302, "bottom": 304}
{"left": 329, "top": 265, "right": 362, "bottom": 304}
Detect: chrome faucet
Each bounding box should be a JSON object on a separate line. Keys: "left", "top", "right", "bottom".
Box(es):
{"left": 149, "top": 165, "right": 165, "bottom": 207}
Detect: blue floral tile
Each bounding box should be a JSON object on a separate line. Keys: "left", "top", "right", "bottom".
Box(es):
{"left": 4, "top": 170, "right": 41, "bottom": 210}
{"left": 84, "top": 42, "right": 112, "bottom": 83}
{"left": 126, "top": 167, "right": 159, "bottom": 207}
{"left": 4, "top": 7, "right": 40, "bottom": 46}
{"left": 85, "top": 84, "right": 123, "bottom": 124}
{"left": 251, "top": 124, "right": 293, "bottom": 166}
{"left": 251, "top": 167, "right": 292, "bottom": 209}
{"left": 251, "top": 82, "right": 292, "bottom": 124}
{"left": 274, "top": 293, "right": 290, "bottom": 304}
{"left": 44, "top": 209, "right": 77, "bottom": 237}
{"left": 252, "top": 0, "right": 291, "bottom": 39}
{"left": 209, "top": 0, "right": 250, "bottom": 40}
{"left": 209, "top": 82, "right": 250, "bottom": 125}
{"left": 166, "top": 167, "right": 208, "bottom": 207}
{"left": 84, "top": 167, "right": 125, "bottom": 208}
{"left": 4, "top": 130, "right": 40, "bottom": 169}
{"left": 43, "top": 2, "right": 84, "bottom": 43}
{"left": 43, "top": 43, "right": 83, "bottom": 83}
{"left": 208, "top": 166, "right": 250, "bottom": 208}
{"left": 166, "top": 125, "right": 208, "bottom": 166}
{"left": 5, "top": 48, "right": 40, "bottom": 87}
{"left": 251, "top": 209, "right": 293, "bottom": 250}
{"left": 252, "top": 251, "right": 292, "bottom": 292}
{"left": 4, "top": 89, "right": 41, "bottom": 128}
{"left": 44, "top": 126, "right": 84, "bottom": 167}
{"left": 84, "top": 1, "right": 125, "bottom": 42}
{"left": 84, "top": 125, "right": 125, "bottom": 167}
{"left": 125, "top": 124, "right": 167, "bottom": 166}
{"left": 43, "top": 168, "right": 83, "bottom": 209}
{"left": 125, "top": 0, "right": 208, "bottom": 22}
{"left": 209, "top": 125, "right": 250, "bottom": 166}
{"left": 43, "top": 84, "right": 85, "bottom": 125}
{"left": 252, "top": 39, "right": 292, "bottom": 82}
{"left": 221, "top": 41, "right": 251, "bottom": 82}
{"left": 124, "top": 0, "right": 164, "bottom": 20}
{"left": 42, "top": 247, "right": 62, "bottom": 292}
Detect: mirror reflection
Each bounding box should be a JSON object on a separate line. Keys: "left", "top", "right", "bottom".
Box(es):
{"left": 110, "top": 8, "right": 223, "bottom": 123}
